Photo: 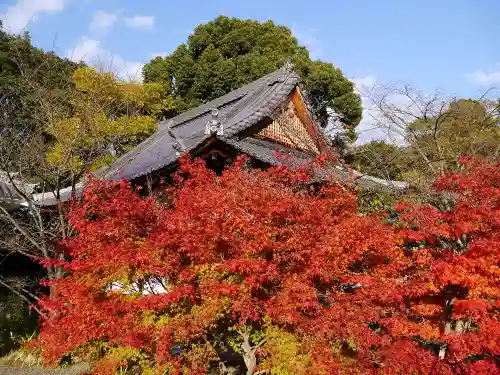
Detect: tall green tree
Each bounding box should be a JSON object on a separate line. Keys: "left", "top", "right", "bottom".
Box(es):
{"left": 407, "top": 98, "right": 500, "bottom": 174}
{"left": 349, "top": 98, "right": 500, "bottom": 181}
{"left": 143, "top": 16, "right": 362, "bottom": 135}
{"left": 0, "top": 23, "right": 78, "bottom": 135}
{"left": 346, "top": 141, "right": 409, "bottom": 181}
{"left": 360, "top": 82, "right": 500, "bottom": 187}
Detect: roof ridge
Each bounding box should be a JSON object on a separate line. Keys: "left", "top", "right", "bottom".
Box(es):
{"left": 168, "top": 68, "right": 291, "bottom": 129}
{"left": 94, "top": 68, "right": 300, "bottom": 181}
{"left": 222, "top": 70, "right": 299, "bottom": 138}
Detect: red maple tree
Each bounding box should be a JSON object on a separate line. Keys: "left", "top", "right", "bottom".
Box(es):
{"left": 34, "top": 156, "right": 499, "bottom": 374}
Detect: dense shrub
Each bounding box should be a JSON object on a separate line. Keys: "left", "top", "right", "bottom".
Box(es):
{"left": 0, "top": 295, "right": 38, "bottom": 356}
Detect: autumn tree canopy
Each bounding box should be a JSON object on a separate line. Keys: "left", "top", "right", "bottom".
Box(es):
{"left": 348, "top": 98, "right": 500, "bottom": 201}
{"left": 0, "top": 33, "right": 180, "bottom": 337}
{"left": 34, "top": 156, "right": 499, "bottom": 375}
{"left": 45, "top": 66, "right": 179, "bottom": 174}
{"left": 406, "top": 99, "right": 500, "bottom": 174}
{"left": 345, "top": 141, "right": 408, "bottom": 181}
{"left": 143, "top": 16, "right": 363, "bottom": 134}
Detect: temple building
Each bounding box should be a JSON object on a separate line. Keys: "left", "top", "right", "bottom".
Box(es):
{"left": 2, "top": 67, "right": 407, "bottom": 209}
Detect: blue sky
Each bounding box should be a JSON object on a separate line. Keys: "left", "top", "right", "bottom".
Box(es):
{"left": 1, "top": 0, "right": 499, "bottom": 142}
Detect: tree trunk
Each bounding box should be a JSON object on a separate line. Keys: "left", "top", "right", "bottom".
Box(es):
{"left": 241, "top": 332, "right": 257, "bottom": 375}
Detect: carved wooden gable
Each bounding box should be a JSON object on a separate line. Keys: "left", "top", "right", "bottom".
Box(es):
{"left": 255, "top": 88, "right": 322, "bottom": 154}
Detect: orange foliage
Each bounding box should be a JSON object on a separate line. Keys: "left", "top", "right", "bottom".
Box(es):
{"left": 35, "top": 156, "right": 499, "bottom": 374}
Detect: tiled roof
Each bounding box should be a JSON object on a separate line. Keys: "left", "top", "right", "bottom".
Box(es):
{"left": 0, "top": 180, "right": 21, "bottom": 201}
{"left": 28, "top": 182, "right": 84, "bottom": 208}
{"left": 226, "top": 137, "right": 409, "bottom": 189}
{"left": 101, "top": 68, "right": 300, "bottom": 180}
{"left": 29, "top": 67, "right": 408, "bottom": 207}
{"left": 225, "top": 136, "right": 314, "bottom": 167}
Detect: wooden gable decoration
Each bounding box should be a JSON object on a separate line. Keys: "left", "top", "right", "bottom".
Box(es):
{"left": 255, "top": 87, "right": 331, "bottom": 156}
{"left": 257, "top": 100, "right": 320, "bottom": 153}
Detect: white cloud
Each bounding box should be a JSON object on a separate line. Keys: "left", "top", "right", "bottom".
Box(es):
{"left": 0, "top": 0, "right": 66, "bottom": 34}
{"left": 67, "top": 36, "right": 101, "bottom": 62}
{"left": 124, "top": 15, "right": 155, "bottom": 30}
{"left": 115, "top": 60, "right": 144, "bottom": 82}
{"left": 352, "top": 78, "right": 453, "bottom": 146}
{"left": 67, "top": 37, "right": 144, "bottom": 82}
{"left": 352, "top": 76, "right": 407, "bottom": 145}
{"left": 151, "top": 52, "right": 168, "bottom": 59}
{"left": 466, "top": 65, "right": 500, "bottom": 86}
{"left": 291, "top": 24, "right": 323, "bottom": 60}
{"left": 352, "top": 76, "right": 378, "bottom": 93}
{"left": 89, "top": 10, "right": 118, "bottom": 35}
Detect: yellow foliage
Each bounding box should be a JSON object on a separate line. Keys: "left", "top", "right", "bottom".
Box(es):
{"left": 45, "top": 142, "right": 84, "bottom": 171}
{"left": 154, "top": 315, "right": 171, "bottom": 328}
{"left": 260, "top": 325, "right": 313, "bottom": 375}
{"left": 196, "top": 263, "right": 230, "bottom": 281}
{"left": 90, "top": 155, "right": 117, "bottom": 172}
{"left": 121, "top": 82, "right": 172, "bottom": 116}
{"left": 72, "top": 66, "right": 120, "bottom": 112}
{"left": 180, "top": 342, "right": 218, "bottom": 375}
{"left": 46, "top": 113, "right": 156, "bottom": 171}
{"left": 111, "top": 115, "right": 157, "bottom": 139}
{"left": 92, "top": 346, "right": 153, "bottom": 375}
{"left": 106, "top": 346, "right": 144, "bottom": 361}
{"left": 44, "top": 66, "right": 176, "bottom": 172}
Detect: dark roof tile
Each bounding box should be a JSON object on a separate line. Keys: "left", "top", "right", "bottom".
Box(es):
{"left": 101, "top": 68, "right": 299, "bottom": 180}
{"left": 0, "top": 181, "right": 22, "bottom": 201}
{"left": 225, "top": 137, "right": 409, "bottom": 189}
{"left": 30, "top": 68, "right": 409, "bottom": 207}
